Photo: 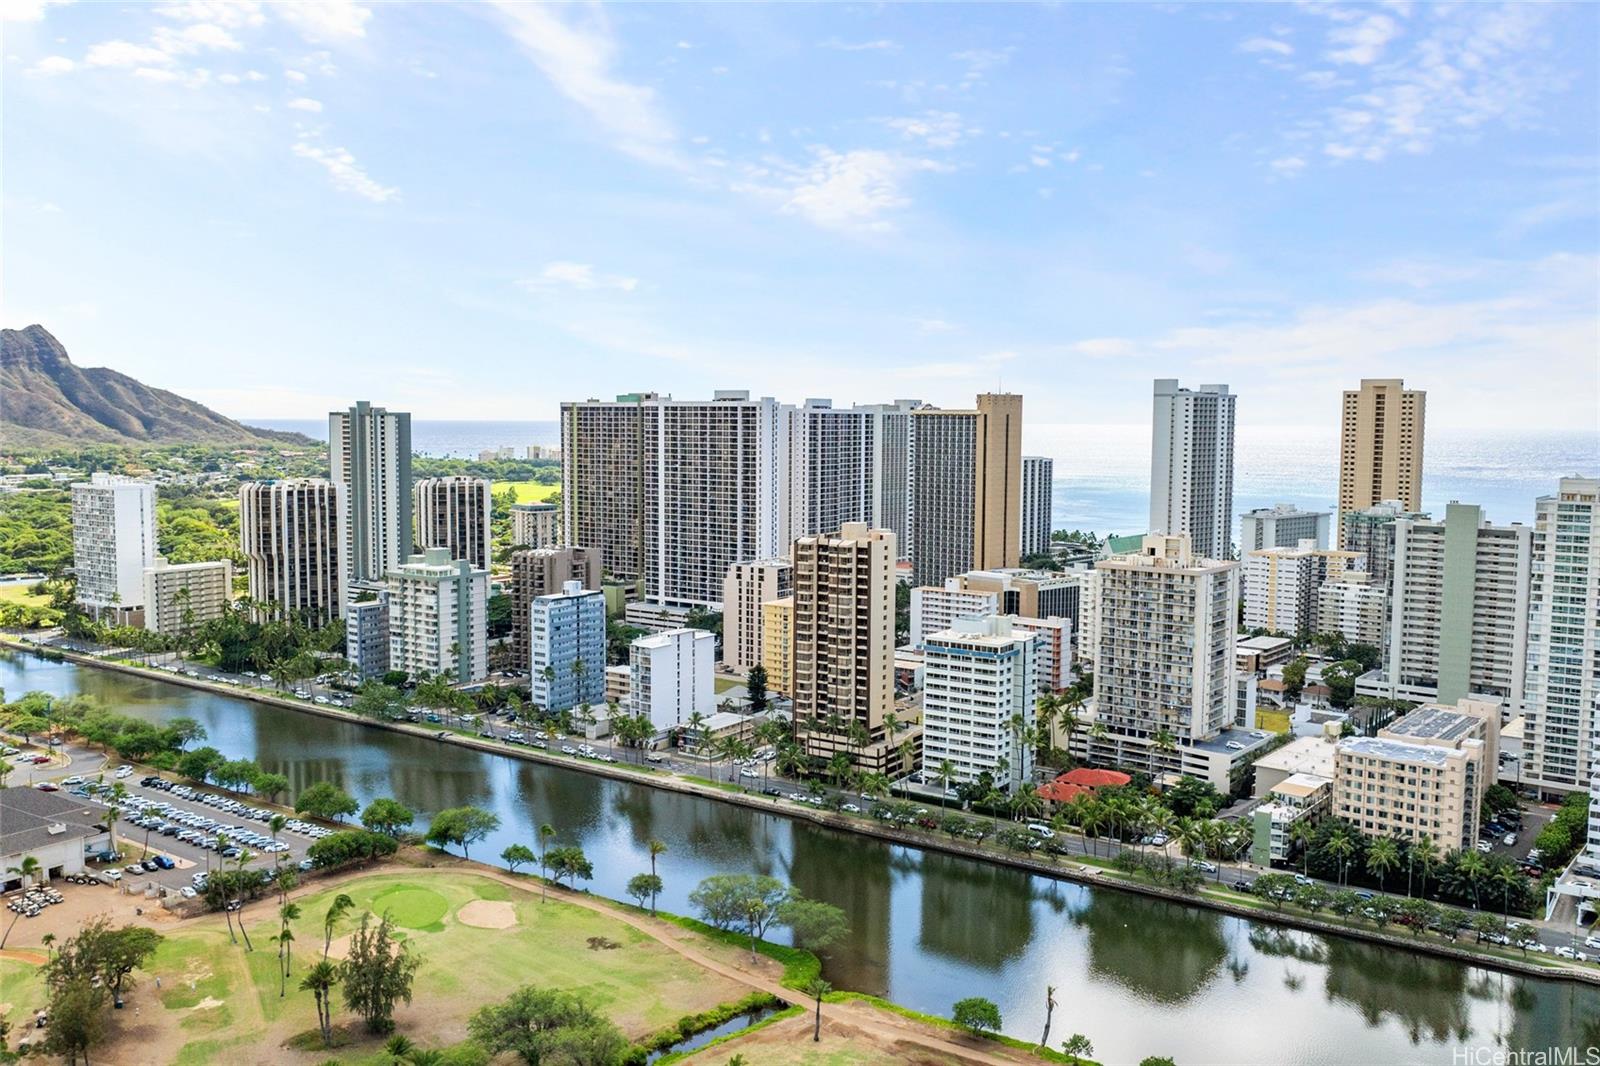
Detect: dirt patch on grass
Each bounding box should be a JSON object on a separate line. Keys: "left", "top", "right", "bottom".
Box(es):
{"left": 190, "top": 996, "right": 225, "bottom": 1011}
{"left": 457, "top": 899, "right": 517, "bottom": 929}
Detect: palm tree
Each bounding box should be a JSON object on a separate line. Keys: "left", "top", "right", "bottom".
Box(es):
{"left": 0, "top": 856, "right": 40, "bottom": 948}
{"left": 1078, "top": 800, "right": 1106, "bottom": 858}
{"left": 1456, "top": 850, "right": 1488, "bottom": 909}
{"left": 300, "top": 960, "right": 339, "bottom": 1047}
{"left": 1174, "top": 817, "right": 1206, "bottom": 870}
{"left": 268, "top": 814, "right": 287, "bottom": 860}
{"left": 538, "top": 823, "right": 557, "bottom": 902}
{"left": 1410, "top": 836, "right": 1439, "bottom": 898}
{"left": 233, "top": 847, "right": 257, "bottom": 951}
{"left": 1289, "top": 818, "right": 1316, "bottom": 877}
{"left": 936, "top": 760, "right": 956, "bottom": 810}
{"left": 686, "top": 710, "right": 708, "bottom": 754}
{"left": 276, "top": 902, "right": 302, "bottom": 997}
{"left": 1492, "top": 862, "right": 1521, "bottom": 931}
{"left": 323, "top": 893, "right": 354, "bottom": 959}
{"left": 1324, "top": 830, "right": 1355, "bottom": 887}
{"left": 804, "top": 978, "right": 832, "bottom": 1042}
{"left": 1366, "top": 838, "right": 1399, "bottom": 894}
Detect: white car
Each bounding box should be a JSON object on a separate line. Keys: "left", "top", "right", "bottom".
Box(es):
{"left": 841, "top": 803, "right": 861, "bottom": 814}
{"left": 1225, "top": 741, "right": 1246, "bottom": 751}
{"left": 1554, "top": 946, "right": 1577, "bottom": 959}
{"left": 179, "top": 886, "right": 197, "bottom": 899}
{"left": 1584, "top": 935, "right": 1600, "bottom": 951}
{"left": 1193, "top": 860, "right": 1219, "bottom": 873}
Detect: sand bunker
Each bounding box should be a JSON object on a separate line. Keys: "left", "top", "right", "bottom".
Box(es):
{"left": 456, "top": 899, "right": 517, "bottom": 930}
{"left": 190, "top": 997, "right": 224, "bottom": 1011}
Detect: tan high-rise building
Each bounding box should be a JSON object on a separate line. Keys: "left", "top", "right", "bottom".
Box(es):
{"left": 792, "top": 523, "right": 915, "bottom": 774}
{"left": 240, "top": 479, "right": 347, "bottom": 625}
{"left": 1339, "top": 379, "right": 1426, "bottom": 539}
{"left": 910, "top": 393, "right": 1023, "bottom": 588}
{"left": 722, "top": 559, "right": 792, "bottom": 674}
{"left": 413, "top": 476, "right": 492, "bottom": 571}
{"left": 508, "top": 546, "right": 602, "bottom": 671}
{"left": 761, "top": 597, "right": 794, "bottom": 696}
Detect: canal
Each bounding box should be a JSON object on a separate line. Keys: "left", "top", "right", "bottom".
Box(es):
{"left": 3, "top": 650, "right": 1595, "bottom": 1064}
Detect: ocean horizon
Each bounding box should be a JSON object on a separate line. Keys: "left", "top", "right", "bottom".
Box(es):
{"left": 252, "top": 419, "right": 1598, "bottom": 539}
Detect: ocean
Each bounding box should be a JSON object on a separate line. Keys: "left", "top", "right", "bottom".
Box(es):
{"left": 253, "top": 419, "right": 1598, "bottom": 537}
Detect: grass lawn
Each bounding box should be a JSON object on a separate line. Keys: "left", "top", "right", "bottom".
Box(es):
{"left": 713, "top": 676, "right": 743, "bottom": 694}
{"left": 0, "top": 955, "right": 48, "bottom": 1037}
{"left": 491, "top": 480, "right": 559, "bottom": 504}
{"left": 143, "top": 869, "right": 751, "bottom": 1063}
{"left": 0, "top": 584, "right": 48, "bottom": 608}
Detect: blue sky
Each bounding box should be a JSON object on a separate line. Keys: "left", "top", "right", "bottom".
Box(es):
{"left": 5, "top": 1, "right": 1597, "bottom": 430}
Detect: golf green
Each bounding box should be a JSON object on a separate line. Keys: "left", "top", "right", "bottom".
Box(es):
{"left": 368, "top": 884, "right": 450, "bottom": 929}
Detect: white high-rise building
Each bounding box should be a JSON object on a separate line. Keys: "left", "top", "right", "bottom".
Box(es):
{"left": 1149, "top": 379, "right": 1236, "bottom": 561}
{"left": 142, "top": 557, "right": 232, "bottom": 636}
{"left": 922, "top": 615, "right": 1039, "bottom": 791}
{"left": 561, "top": 391, "right": 784, "bottom": 608}
{"left": 1090, "top": 534, "right": 1238, "bottom": 777}
{"left": 511, "top": 502, "right": 560, "bottom": 548}
{"left": 413, "top": 476, "right": 492, "bottom": 571}
{"left": 386, "top": 547, "right": 488, "bottom": 685}
{"left": 909, "top": 581, "right": 999, "bottom": 648}
{"left": 1021, "top": 456, "right": 1054, "bottom": 558}
{"left": 1522, "top": 478, "right": 1600, "bottom": 796}
{"left": 240, "top": 479, "right": 347, "bottom": 625}
{"left": 629, "top": 627, "right": 717, "bottom": 732}
{"left": 722, "top": 559, "right": 792, "bottom": 674}
{"left": 1363, "top": 502, "right": 1531, "bottom": 714}
{"left": 531, "top": 580, "right": 607, "bottom": 712}
{"left": 329, "top": 401, "right": 413, "bottom": 585}
{"left": 70, "top": 473, "right": 157, "bottom": 622}
{"left": 1241, "top": 540, "right": 1362, "bottom": 635}
{"left": 1316, "top": 575, "right": 1388, "bottom": 648}
{"left": 1240, "top": 503, "right": 1332, "bottom": 552}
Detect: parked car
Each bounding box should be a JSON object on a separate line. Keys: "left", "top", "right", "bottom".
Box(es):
{"left": 1503, "top": 833, "right": 1517, "bottom": 846}
{"left": 1192, "top": 860, "right": 1218, "bottom": 873}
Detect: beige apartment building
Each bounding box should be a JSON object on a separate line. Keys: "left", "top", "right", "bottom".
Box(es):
{"left": 413, "top": 476, "right": 493, "bottom": 571}
{"left": 761, "top": 597, "right": 794, "bottom": 696}
{"left": 791, "top": 524, "right": 915, "bottom": 774}
{"left": 722, "top": 558, "right": 792, "bottom": 674}
{"left": 142, "top": 557, "right": 232, "bottom": 636}
{"left": 1333, "top": 698, "right": 1499, "bottom": 852}
{"left": 1339, "top": 378, "right": 1426, "bottom": 538}
{"left": 239, "top": 479, "right": 347, "bottom": 626}
{"left": 1241, "top": 540, "right": 1362, "bottom": 635}
{"left": 909, "top": 393, "right": 1023, "bottom": 588}
{"left": 511, "top": 502, "right": 560, "bottom": 548}
{"left": 508, "top": 546, "right": 602, "bottom": 671}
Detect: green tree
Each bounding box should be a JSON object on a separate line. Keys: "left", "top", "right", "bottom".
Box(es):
{"left": 776, "top": 896, "right": 849, "bottom": 954}
{"left": 295, "top": 782, "right": 359, "bottom": 822}
{"left": 360, "top": 798, "right": 416, "bottom": 838}
{"left": 43, "top": 977, "right": 107, "bottom": 1064}
{"left": 804, "top": 978, "right": 832, "bottom": 1043}
{"left": 253, "top": 772, "right": 291, "bottom": 804}
{"left": 627, "top": 873, "right": 663, "bottom": 914}
{"left": 547, "top": 846, "right": 594, "bottom": 890}
{"left": 501, "top": 843, "right": 537, "bottom": 875}
{"left": 176, "top": 745, "right": 226, "bottom": 783}
{"left": 468, "top": 986, "right": 627, "bottom": 1066}
{"left": 323, "top": 893, "right": 354, "bottom": 959}
{"left": 746, "top": 665, "right": 769, "bottom": 713}
{"left": 339, "top": 911, "right": 422, "bottom": 1035}
{"left": 300, "top": 960, "right": 340, "bottom": 1047}
{"left": 424, "top": 806, "right": 501, "bottom": 860}
{"left": 952, "top": 996, "right": 1002, "bottom": 1036}
{"left": 1365, "top": 837, "right": 1400, "bottom": 894}
{"left": 1062, "top": 1034, "right": 1096, "bottom": 1065}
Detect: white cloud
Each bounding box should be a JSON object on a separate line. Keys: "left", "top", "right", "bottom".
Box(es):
{"left": 1, "top": 0, "right": 71, "bottom": 22}
{"left": 153, "top": 21, "right": 241, "bottom": 54}
{"left": 749, "top": 147, "right": 945, "bottom": 234}
{"left": 276, "top": 0, "right": 371, "bottom": 42}
{"left": 520, "top": 261, "right": 640, "bottom": 293}
{"left": 86, "top": 40, "right": 175, "bottom": 68}
{"left": 487, "top": 1, "right": 681, "bottom": 168}
{"left": 916, "top": 318, "right": 958, "bottom": 334}
{"left": 284, "top": 68, "right": 308, "bottom": 82}
{"left": 133, "top": 67, "right": 179, "bottom": 83}
{"left": 882, "top": 111, "right": 968, "bottom": 149}
{"left": 1239, "top": 37, "right": 1294, "bottom": 56}
{"left": 820, "top": 38, "right": 900, "bottom": 52}
{"left": 29, "top": 55, "right": 75, "bottom": 75}
{"left": 292, "top": 138, "right": 398, "bottom": 202}
{"left": 951, "top": 47, "right": 1014, "bottom": 90}
{"left": 153, "top": 1, "right": 264, "bottom": 30}
{"left": 288, "top": 97, "right": 323, "bottom": 112}
{"left": 1325, "top": 13, "right": 1399, "bottom": 65}
{"left": 1269, "top": 155, "right": 1306, "bottom": 177}
{"left": 1071, "top": 338, "right": 1138, "bottom": 359}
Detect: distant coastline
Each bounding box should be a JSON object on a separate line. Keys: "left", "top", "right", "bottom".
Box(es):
{"left": 249, "top": 419, "right": 1597, "bottom": 535}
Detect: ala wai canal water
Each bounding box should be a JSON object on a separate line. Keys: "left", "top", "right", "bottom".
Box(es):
{"left": 3, "top": 650, "right": 1596, "bottom": 1065}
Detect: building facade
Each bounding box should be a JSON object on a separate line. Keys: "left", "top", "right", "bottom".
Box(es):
{"left": 909, "top": 393, "right": 1023, "bottom": 588}
{"left": 1332, "top": 698, "right": 1498, "bottom": 851}
{"left": 1241, "top": 540, "right": 1362, "bottom": 635}
{"left": 508, "top": 546, "right": 602, "bottom": 671}
{"left": 1091, "top": 534, "right": 1238, "bottom": 773}
{"left": 761, "top": 597, "right": 794, "bottom": 696}
{"left": 1240, "top": 503, "right": 1332, "bottom": 552}
{"left": 1149, "top": 379, "right": 1235, "bottom": 561}
{"left": 1316, "top": 576, "right": 1388, "bottom": 648}
{"left": 345, "top": 594, "right": 390, "bottom": 680}
{"left": 629, "top": 628, "right": 717, "bottom": 732}
{"left": 921, "top": 616, "right": 1039, "bottom": 791}
{"left": 561, "top": 391, "right": 784, "bottom": 607}
{"left": 1339, "top": 378, "right": 1426, "bottom": 528}
{"left": 386, "top": 547, "right": 489, "bottom": 684}
{"left": 1021, "top": 456, "right": 1054, "bottom": 557}
{"left": 142, "top": 557, "right": 231, "bottom": 636}
{"left": 71, "top": 473, "right": 157, "bottom": 622}
{"left": 792, "top": 524, "right": 912, "bottom": 773}
{"left": 329, "top": 401, "right": 412, "bottom": 585}
{"left": 413, "top": 476, "right": 493, "bottom": 571}
{"left": 909, "top": 581, "right": 999, "bottom": 649}
{"left": 1521, "top": 478, "right": 1600, "bottom": 795}
{"left": 530, "top": 580, "right": 607, "bottom": 712}
{"left": 239, "top": 479, "right": 347, "bottom": 625}
{"left": 511, "top": 502, "right": 560, "bottom": 548}
{"left": 1339, "top": 501, "right": 1427, "bottom": 594}
{"left": 722, "top": 558, "right": 792, "bottom": 674}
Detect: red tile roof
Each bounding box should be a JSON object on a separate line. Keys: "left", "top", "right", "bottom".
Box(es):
{"left": 1060, "top": 767, "right": 1132, "bottom": 788}
{"left": 1038, "top": 781, "right": 1088, "bottom": 804}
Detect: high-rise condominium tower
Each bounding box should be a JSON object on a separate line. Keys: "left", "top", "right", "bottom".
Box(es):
{"left": 239, "top": 479, "right": 347, "bottom": 625}
{"left": 509, "top": 547, "right": 602, "bottom": 672}
{"left": 70, "top": 473, "right": 157, "bottom": 623}
{"left": 560, "top": 391, "right": 783, "bottom": 608}
{"left": 1149, "top": 380, "right": 1235, "bottom": 561}
{"left": 791, "top": 523, "right": 912, "bottom": 774}
{"left": 781, "top": 398, "right": 922, "bottom": 556}
{"left": 1021, "top": 456, "right": 1054, "bottom": 557}
{"left": 910, "top": 393, "right": 1023, "bottom": 587}
{"left": 413, "top": 476, "right": 492, "bottom": 571}
{"left": 329, "top": 401, "right": 412, "bottom": 584}
{"left": 386, "top": 547, "right": 489, "bottom": 685}
{"left": 1338, "top": 378, "right": 1425, "bottom": 541}
{"left": 722, "top": 558, "right": 792, "bottom": 674}
{"left": 1522, "top": 478, "right": 1600, "bottom": 796}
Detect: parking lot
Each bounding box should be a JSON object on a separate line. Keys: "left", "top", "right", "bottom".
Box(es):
{"left": 66, "top": 772, "right": 327, "bottom": 898}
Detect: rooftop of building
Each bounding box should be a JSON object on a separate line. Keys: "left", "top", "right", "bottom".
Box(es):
{"left": 0, "top": 787, "right": 108, "bottom": 857}
{"left": 1338, "top": 736, "right": 1455, "bottom": 767}
{"left": 1252, "top": 734, "right": 1337, "bottom": 776}
{"left": 1237, "top": 635, "right": 1294, "bottom": 653}
{"left": 633, "top": 627, "right": 715, "bottom": 649}
{"left": 1190, "top": 728, "right": 1274, "bottom": 756}
{"left": 1242, "top": 503, "right": 1330, "bottom": 517}
{"left": 1273, "top": 772, "right": 1332, "bottom": 798}
{"left": 1383, "top": 704, "right": 1483, "bottom": 744}
{"left": 1060, "top": 767, "right": 1132, "bottom": 788}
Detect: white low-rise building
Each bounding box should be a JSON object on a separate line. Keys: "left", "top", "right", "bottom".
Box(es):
{"left": 1250, "top": 773, "right": 1332, "bottom": 866}
{"left": 142, "top": 556, "right": 232, "bottom": 636}
{"left": 629, "top": 628, "right": 717, "bottom": 732}
{"left": 0, "top": 787, "right": 111, "bottom": 888}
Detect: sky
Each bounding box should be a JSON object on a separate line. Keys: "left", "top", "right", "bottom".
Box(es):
{"left": 4, "top": 1, "right": 1598, "bottom": 431}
